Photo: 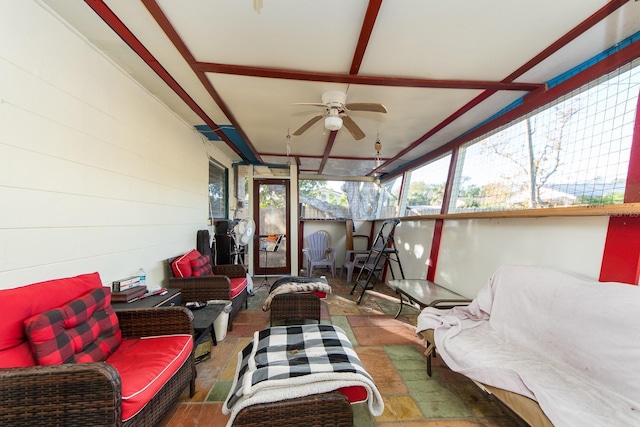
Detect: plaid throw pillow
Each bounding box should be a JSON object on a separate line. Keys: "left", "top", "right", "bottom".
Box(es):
{"left": 24, "top": 287, "right": 121, "bottom": 365}
{"left": 191, "top": 255, "right": 213, "bottom": 277}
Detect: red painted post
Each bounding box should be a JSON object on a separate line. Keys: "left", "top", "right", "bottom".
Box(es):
{"left": 599, "top": 94, "right": 640, "bottom": 285}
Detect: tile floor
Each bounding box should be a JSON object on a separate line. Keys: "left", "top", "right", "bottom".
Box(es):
{"left": 159, "top": 274, "right": 527, "bottom": 426}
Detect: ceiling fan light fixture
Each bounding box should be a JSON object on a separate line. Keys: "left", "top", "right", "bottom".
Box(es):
{"left": 324, "top": 115, "right": 343, "bottom": 131}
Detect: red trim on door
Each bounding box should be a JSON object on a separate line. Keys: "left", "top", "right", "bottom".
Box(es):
{"left": 599, "top": 93, "right": 640, "bottom": 284}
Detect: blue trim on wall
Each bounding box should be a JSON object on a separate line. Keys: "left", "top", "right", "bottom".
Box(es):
{"left": 195, "top": 124, "right": 259, "bottom": 164}
{"left": 547, "top": 31, "right": 640, "bottom": 89}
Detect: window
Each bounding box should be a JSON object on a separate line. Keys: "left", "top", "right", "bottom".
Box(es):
{"left": 450, "top": 60, "right": 639, "bottom": 213}
{"left": 377, "top": 176, "right": 402, "bottom": 218}
{"left": 299, "top": 180, "right": 382, "bottom": 220}
{"left": 209, "top": 161, "right": 228, "bottom": 219}
{"left": 403, "top": 154, "right": 451, "bottom": 216}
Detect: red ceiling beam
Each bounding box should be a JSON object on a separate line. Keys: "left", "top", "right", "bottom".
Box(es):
{"left": 140, "top": 0, "right": 261, "bottom": 162}
{"left": 318, "top": 131, "right": 339, "bottom": 174}
{"left": 194, "top": 62, "right": 542, "bottom": 92}
{"left": 350, "top": 0, "right": 384, "bottom": 75}
{"left": 83, "top": 0, "right": 244, "bottom": 157}
{"left": 384, "top": 38, "right": 640, "bottom": 181}
{"left": 504, "top": 0, "right": 631, "bottom": 82}
{"left": 376, "top": 0, "right": 633, "bottom": 178}
{"left": 369, "top": 90, "right": 496, "bottom": 177}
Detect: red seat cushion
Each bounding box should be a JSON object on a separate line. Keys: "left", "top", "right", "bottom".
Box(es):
{"left": 106, "top": 334, "right": 193, "bottom": 421}
{"left": 171, "top": 250, "right": 201, "bottom": 278}
{"left": 229, "top": 277, "right": 248, "bottom": 298}
{"left": 338, "top": 385, "right": 369, "bottom": 404}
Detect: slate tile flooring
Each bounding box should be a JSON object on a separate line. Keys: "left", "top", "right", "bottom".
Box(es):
{"left": 159, "top": 274, "right": 527, "bottom": 426}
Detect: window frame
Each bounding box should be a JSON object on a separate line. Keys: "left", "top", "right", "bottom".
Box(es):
{"left": 380, "top": 48, "right": 640, "bottom": 221}
{"left": 208, "top": 159, "right": 229, "bottom": 220}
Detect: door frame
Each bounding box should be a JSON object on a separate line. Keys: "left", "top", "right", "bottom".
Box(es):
{"left": 252, "top": 178, "right": 291, "bottom": 276}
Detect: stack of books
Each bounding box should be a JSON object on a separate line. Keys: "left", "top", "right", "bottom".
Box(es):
{"left": 112, "top": 275, "right": 141, "bottom": 293}
{"left": 111, "top": 285, "right": 147, "bottom": 303}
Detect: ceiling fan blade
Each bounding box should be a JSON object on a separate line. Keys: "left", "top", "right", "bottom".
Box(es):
{"left": 345, "top": 103, "right": 387, "bottom": 113}
{"left": 292, "top": 103, "right": 327, "bottom": 108}
{"left": 292, "top": 115, "right": 323, "bottom": 136}
{"left": 342, "top": 115, "right": 366, "bottom": 140}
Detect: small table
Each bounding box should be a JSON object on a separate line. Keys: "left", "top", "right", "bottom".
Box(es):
{"left": 112, "top": 288, "right": 181, "bottom": 310}
{"left": 191, "top": 303, "right": 225, "bottom": 347}
{"left": 386, "top": 279, "right": 472, "bottom": 318}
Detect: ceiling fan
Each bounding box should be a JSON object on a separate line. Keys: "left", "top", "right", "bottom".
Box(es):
{"left": 292, "top": 91, "right": 387, "bottom": 140}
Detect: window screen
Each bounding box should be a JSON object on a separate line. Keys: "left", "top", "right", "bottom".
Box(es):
{"left": 450, "top": 60, "right": 639, "bottom": 213}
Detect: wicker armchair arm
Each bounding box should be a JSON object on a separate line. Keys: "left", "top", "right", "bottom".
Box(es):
{"left": 211, "top": 264, "right": 247, "bottom": 278}
{"left": 0, "top": 362, "right": 122, "bottom": 426}
{"left": 116, "top": 306, "right": 193, "bottom": 339}
{"left": 169, "top": 276, "right": 232, "bottom": 302}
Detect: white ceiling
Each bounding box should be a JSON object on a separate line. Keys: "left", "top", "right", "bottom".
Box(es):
{"left": 41, "top": 0, "right": 640, "bottom": 179}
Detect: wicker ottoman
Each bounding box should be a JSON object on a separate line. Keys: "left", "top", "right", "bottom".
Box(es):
{"left": 233, "top": 390, "right": 353, "bottom": 426}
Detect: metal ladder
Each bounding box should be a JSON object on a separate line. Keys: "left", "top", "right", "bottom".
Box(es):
{"left": 350, "top": 218, "right": 405, "bottom": 304}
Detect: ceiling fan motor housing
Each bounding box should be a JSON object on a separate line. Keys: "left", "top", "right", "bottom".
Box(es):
{"left": 322, "top": 90, "right": 347, "bottom": 109}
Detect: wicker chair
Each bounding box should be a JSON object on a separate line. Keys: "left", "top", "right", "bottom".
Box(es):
{"left": 0, "top": 307, "right": 196, "bottom": 427}
{"left": 169, "top": 263, "right": 248, "bottom": 330}
{"left": 270, "top": 292, "right": 321, "bottom": 326}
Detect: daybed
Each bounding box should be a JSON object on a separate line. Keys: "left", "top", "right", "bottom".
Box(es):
{"left": 169, "top": 249, "right": 248, "bottom": 330}
{"left": 417, "top": 265, "right": 640, "bottom": 427}
{"left": 0, "top": 272, "right": 195, "bottom": 426}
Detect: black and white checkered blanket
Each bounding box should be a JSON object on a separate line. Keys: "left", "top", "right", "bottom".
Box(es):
{"left": 222, "top": 324, "right": 383, "bottom": 426}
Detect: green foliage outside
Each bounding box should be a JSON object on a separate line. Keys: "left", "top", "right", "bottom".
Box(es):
{"left": 578, "top": 192, "right": 625, "bottom": 206}
{"left": 259, "top": 184, "right": 286, "bottom": 208}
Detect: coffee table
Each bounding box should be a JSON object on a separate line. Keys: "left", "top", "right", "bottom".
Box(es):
{"left": 386, "top": 279, "right": 472, "bottom": 318}
{"left": 191, "top": 303, "right": 226, "bottom": 346}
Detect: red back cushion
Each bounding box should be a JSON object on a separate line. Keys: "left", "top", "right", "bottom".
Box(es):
{"left": 0, "top": 272, "right": 102, "bottom": 351}
{"left": 191, "top": 255, "right": 213, "bottom": 277}
{"left": 171, "top": 249, "right": 201, "bottom": 278}
{"left": 24, "top": 287, "right": 121, "bottom": 365}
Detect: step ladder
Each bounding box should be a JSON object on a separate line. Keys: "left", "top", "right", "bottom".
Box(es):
{"left": 350, "top": 218, "right": 405, "bottom": 304}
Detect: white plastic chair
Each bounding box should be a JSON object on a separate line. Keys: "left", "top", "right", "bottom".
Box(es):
{"left": 302, "top": 231, "right": 336, "bottom": 277}
{"left": 342, "top": 235, "right": 371, "bottom": 283}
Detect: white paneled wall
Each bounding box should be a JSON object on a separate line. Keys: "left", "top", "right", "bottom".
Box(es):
{"left": 434, "top": 216, "right": 609, "bottom": 297}
{"left": 0, "top": 1, "right": 233, "bottom": 289}
{"left": 393, "top": 219, "right": 436, "bottom": 280}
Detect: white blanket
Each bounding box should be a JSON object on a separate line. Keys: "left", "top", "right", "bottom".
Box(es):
{"left": 417, "top": 265, "right": 640, "bottom": 427}
{"left": 222, "top": 324, "right": 383, "bottom": 426}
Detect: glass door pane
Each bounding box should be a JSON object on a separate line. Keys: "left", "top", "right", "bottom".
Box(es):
{"left": 253, "top": 179, "right": 290, "bottom": 277}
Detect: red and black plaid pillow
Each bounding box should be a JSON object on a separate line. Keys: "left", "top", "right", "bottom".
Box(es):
{"left": 190, "top": 255, "right": 213, "bottom": 277}
{"left": 24, "top": 287, "right": 121, "bottom": 365}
